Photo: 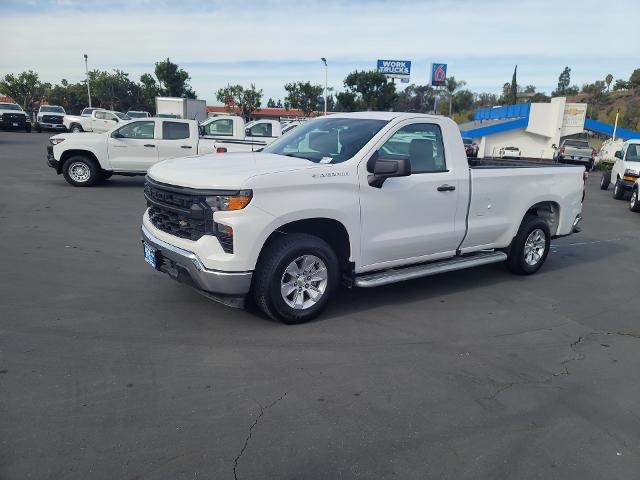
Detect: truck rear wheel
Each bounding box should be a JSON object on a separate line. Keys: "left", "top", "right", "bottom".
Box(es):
{"left": 252, "top": 233, "right": 339, "bottom": 324}
{"left": 505, "top": 215, "right": 551, "bottom": 275}
{"left": 62, "top": 155, "right": 100, "bottom": 187}
{"left": 600, "top": 171, "right": 611, "bottom": 190}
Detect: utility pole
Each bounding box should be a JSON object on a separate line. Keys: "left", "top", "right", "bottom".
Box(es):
{"left": 84, "top": 54, "right": 92, "bottom": 108}
{"left": 613, "top": 109, "right": 619, "bottom": 141}
{"left": 321, "top": 57, "right": 328, "bottom": 115}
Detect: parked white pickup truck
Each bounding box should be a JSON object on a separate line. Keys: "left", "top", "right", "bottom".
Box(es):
{"left": 140, "top": 112, "right": 586, "bottom": 323}
{"left": 600, "top": 139, "right": 640, "bottom": 199}
{"left": 200, "top": 116, "right": 282, "bottom": 152}
{"left": 63, "top": 109, "right": 131, "bottom": 133}
{"left": 47, "top": 118, "right": 219, "bottom": 186}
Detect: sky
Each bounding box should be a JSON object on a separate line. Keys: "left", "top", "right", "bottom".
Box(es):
{"left": 1, "top": 0, "right": 639, "bottom": 104}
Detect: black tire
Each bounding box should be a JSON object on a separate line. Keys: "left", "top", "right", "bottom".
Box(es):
{"left": 557, "top": 155, "right": 564, "bottom": 164}
{"left": 252, "top": 233, "right": 339, "bottom": 324}
{"left": 100, "top": 171, "right": 113, "bottom": 180}
{"left": 25, "top": 123, "right": 31, "bottom": 133}
{"left": 600, "top": 170, "right": 611, "bottom": 190}
{"left": 613, "top": 179, "right": 625, "bottom": 200}
{"left": 587, "top": 159, "right": 594, "bottom": 172}
{"left": 36, "top": 124, "right": 42, "bottom": 133}
{"left": 70, "top": 123, "right": 83, "bottom": 133}
{"left": 505, "top": 215, "right": 551, "bottom": 275}
{"left": 630, "top": 188, "right": 640, "bottom": 212}
{"left": 62, "top": 155, "right": 100, "bottom": 187}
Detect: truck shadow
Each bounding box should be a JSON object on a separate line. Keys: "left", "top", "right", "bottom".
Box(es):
{"left": 320, "top": 240, "right": 626, "bottom": 322}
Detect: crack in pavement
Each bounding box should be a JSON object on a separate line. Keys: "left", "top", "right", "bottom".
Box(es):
{"left": 233, "top": 392, "right": 287, "bottom": 480}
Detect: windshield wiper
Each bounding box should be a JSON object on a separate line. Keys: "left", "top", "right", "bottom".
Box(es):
{"left": 283, "top": 152, "right": 316, "bottom": 161}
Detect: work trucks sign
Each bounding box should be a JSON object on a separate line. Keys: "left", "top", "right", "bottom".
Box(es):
{"left": 377, "top": 60, "right": 411, "bottom": 82}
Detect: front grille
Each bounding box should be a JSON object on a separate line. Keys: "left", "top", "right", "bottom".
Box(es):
{"left": 42, "top": 115, "right": 63, "bottom": 124}
{"left": 2, "top": 113, "right": 26, "bottom": 123}
{"left": 144, "top": 178, "right": 234, "bottom": 253}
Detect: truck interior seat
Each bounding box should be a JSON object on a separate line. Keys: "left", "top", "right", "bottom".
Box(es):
{"left": 409, "top": 139, "right": 436, "bottom": 171}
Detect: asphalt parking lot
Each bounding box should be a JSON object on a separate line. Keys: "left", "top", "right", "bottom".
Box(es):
{"left": 1, "top": 131, "right": 639, "bottom": 480}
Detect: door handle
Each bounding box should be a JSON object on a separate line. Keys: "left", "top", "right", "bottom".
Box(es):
{"left": 180, "top": 145, "right": 192, "bottom": 149}
{"left": 144, "top": 144, "right": 155, "bottom": 148}
{"left": 437, "top": 184, "right": 456, "bottom": 192}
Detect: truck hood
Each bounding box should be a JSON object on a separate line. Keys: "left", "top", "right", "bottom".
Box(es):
{"left": 51, "top": 131, "right": 107, "bottom": 143}
{"left": 0, "top": 109, "right": 27, "bottom": 116}
{"left": 148, "top": 152, "right": 318, "bottom": 190}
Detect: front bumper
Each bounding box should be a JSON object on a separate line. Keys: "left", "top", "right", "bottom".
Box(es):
{"left": 46, "top": 145, "right": 59, "bottom": 170}
{"left": 38, "top": 122, "right": 66, "bottom": 130}
{"left": 141, "top": 224, "right": 252, "bottom": 302}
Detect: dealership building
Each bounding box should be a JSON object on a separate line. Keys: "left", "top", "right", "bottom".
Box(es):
{"left": 460, "top": 97, "right": 640, "bottom": 159}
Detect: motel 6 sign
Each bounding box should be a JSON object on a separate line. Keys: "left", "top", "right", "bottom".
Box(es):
{"left": 431, "top": 63, "right": 447, "bottom": 87}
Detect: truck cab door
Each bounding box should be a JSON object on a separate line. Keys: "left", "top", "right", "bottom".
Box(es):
{"left": 157, "top": 120, "right": 197, "bottom": 161}
{"left": 107, "top": 120, "right": 158, "bottom": 171}
{"left": 358, "top": 121, "right": 468, "bottom": 271}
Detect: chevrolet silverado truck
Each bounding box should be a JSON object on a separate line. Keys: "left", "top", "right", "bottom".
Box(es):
{"left": 36, "top": 105, "right": 66, "bottom": 132}
{"left": 47, "top": 118, "right": 219, "bottom": 186}
{"left": 553, "top": 139, "right": 595, "bottom": 170}
{"left": 63, "top": 109, "right": 130, "bottom": 133}
{"left": 0, "top": 102, "right": 31, "bottom": 132}
{"left": 200, "top": 116, "right": 282, "bottom": 152}
{"left": 140, "top": 112, "right": 586, "bottom": 324}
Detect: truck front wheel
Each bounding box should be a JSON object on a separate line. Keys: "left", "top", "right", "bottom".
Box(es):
{"left": 62, "top": 156, "right": 100, "bottom": 187}
{"left": 252, "top": 233, "right": 339, "bottom": 324}
{"left": 600, "top": 171, "right": 611, "bottom": 190}
{"left": 505, "top": 215, "right": 551, "bottom": 275}
{"left": 70, "top": 124, "right": 83, "bottom": 133}
{"left": 613, "top": 179, "right": 625, "bottom": 200}
{"left": 630, "top": 188, "right": 640, "bottom": 212}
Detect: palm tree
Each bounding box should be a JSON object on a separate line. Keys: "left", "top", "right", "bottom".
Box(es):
{"left": 444, "top": 76, "right": 466, "bottom": 116}
{"left": 605, "top": 74, "right": 614, "bottom": 93}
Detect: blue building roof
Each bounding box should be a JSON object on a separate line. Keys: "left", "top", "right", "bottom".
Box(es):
{"left": 474, "top": 104, "right": 531, "bottom": 121}
{"left": 460, "top": 117, "right": 528, "bottom": 138}
{"left": 584, "top": 119, "right": 640, "bottom": 141}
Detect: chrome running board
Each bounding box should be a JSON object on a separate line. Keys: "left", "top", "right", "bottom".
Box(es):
{"left": 354, "top": 251, "right": 507, "bottom": 288}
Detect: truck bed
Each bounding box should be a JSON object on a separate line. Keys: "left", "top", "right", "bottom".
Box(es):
{"left": 468, "top": 158, "right": 575, "bottom": 168}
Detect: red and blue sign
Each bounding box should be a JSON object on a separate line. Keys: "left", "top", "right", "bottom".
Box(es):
{"left": 431, "top": 63, "right": 447, "bottom": 86}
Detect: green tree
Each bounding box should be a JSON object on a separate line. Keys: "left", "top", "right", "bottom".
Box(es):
{"left": 613, "top": 79, "right": 631, "bottom": 91}
{"left": 154, "top": 58, "right": 195, "bottom": 98}
{"left": 629, "top": 69, "right": 640, "bottom": 90}
{"left": 139, "top": 73, "right": 161, "bottom": 112}
{"left": 216, "top": 83, "right": 263, "bottom": 119}
{"left": 335, "top": 91, "right": 357, "bottom": 112}
{"left": 605, "top": 74, "right": 614, "bottom": 92}
{"left": 554, "top": 66, "right": 571, "bottom": 96}
{"left": 509, "top": 65, "right": 518, "bottom": 105}
{"left": 88, "top": 69, "right": 138, "bottom": 111}
{"left": 341, "top": 70, "right": 397, "bottom": 111}
{"left": 452, "top": 89, "right": 475, "bottom": 113}
{"left": 46, "top": 79, "right": 88, "bottom": 114}
{"left": 0, "top": 70, "right": 50, "bottom": 110}
{"left": 283, "top": 81, "right": 323, "bottom": 117}
{"left": 394, "top": 84, "right": 436, "bottom": 113}
{"left": 443, "top": 76, "right": 466, "bottom": 115}
{"left": 267, "top": 98, "right": 276, "bottom": 108}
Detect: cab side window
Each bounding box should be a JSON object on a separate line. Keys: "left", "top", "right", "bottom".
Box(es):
{"left": 379, "top": 123, "right": 446, "bottom": 173}
{"left": 625, "top": 144, "right": 640, "bottom": 161}
{"left": 116, "top": 121, "right": 155, "bottom": 139}
{"left": 248, "top": 123, "right": 272, "bottom": 137}
{"left": 95, "top": 111, "right": 105, "bottom": 120}
{"left": 204, "top": 119, "right": 233, "bottom": 136}
{"left": 104, "top": 112, "right": 118, "bottom": 122}
{"left": 162, "top": 121, "right": 190, "bottom": 140}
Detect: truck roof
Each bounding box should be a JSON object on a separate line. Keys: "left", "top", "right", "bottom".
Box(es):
{"left": 327, "top": 111, "right": 442, "bottom": 121}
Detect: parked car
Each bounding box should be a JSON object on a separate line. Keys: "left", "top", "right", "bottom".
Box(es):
{"left": 36, "top": 105, "right": 66, "bottom": 132}
{"left": 0, "top": 102, "right": 31, "bottom": 132}
{"left": 463, "top": 137, "right": 479, "bottom": 157}
{"left": 553, "top": 139, "right": 595, "bottom": 170}
{"left": 200, "top": 116, "right": 283, "bottom": 152}
{"left": 47, "top": 118, "right": 221, "bottom": 186}
{"left": 63, "top": 109, "right": 131, "bottom": 133}
{"left": 81, "top": 107, "right": 105, "bottom": 117}
{"left": 140, "top": 112, "right": 586, "bottom": 323}
{"left": 126, "top": 110, "right": 150, "bottom": 118}
{"left": 600, "top": 140, "right": 640, "bottom": 199}
{"left": 499, "top": 146, "right": 521, "bottom": 159}
{"left": 629, "top": 178, "right": 640, "bottom": 212}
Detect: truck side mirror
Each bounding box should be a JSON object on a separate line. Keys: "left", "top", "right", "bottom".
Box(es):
{"left": 552, "top": 144, "right": 557, "bottom": 149}
{"left": 614, "top": 150, "right": 623, "bottom": 159}
{"left": 245, "top": 128, "right": 251, "bottom": 137}
{"left": 366, "top": 152, "right": 411, "bottom": 188}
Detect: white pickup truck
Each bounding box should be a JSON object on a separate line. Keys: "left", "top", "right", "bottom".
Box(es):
{"left": 63, "top": 109, "right": 131, "bottom": 133}
{"left": 140, "top": 112, "right": 586, "bottom": 323}
{"left": 200, "top": 116, "right": 282, "bottom": 152}
{"left": 47, "top": 118, "right": 220, "bottom": 186}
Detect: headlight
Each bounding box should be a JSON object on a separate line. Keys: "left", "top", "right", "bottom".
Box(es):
{"left": 624, "top": 169, "right": 639, "bottom": 177}
{"left": 205, "top": 190, "right": 252, "bottom": 211}
{"left": 50, "top": 137, "right": 65, "bottom": 145}
{"left": 37, "top": 116, "right": 43, "bottom": 121}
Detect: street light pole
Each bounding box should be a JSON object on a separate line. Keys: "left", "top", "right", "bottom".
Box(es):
{"left": 321, "top": 57, "right": 328, "bottom": 115}
{"left": 84, "top": 54, "right": 92, "bottom": 108}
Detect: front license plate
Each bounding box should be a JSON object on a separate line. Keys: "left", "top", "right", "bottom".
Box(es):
{"left": 573, "top": 156, "right": 580, "bottom": 160}
{"left": 12, "top": 122, "right": 18, "bottom": 127}
{"left": 143, "top": 242, "right": 157, "bottom": 268}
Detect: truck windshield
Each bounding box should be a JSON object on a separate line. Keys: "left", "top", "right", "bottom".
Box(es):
{"left": 40, "top": 106, "right": 65, "bottom": 113}
{"left": 263, "top": 117, "right": 387, "bottom": 163}
{"left": 114, "top": 112, "right": 131, "bottom": 120}
{"left": 0, "top": 103, "right": 23, "bottom": 111}
{"left": 564, "top": 140, "right": 589, "bottom": 147}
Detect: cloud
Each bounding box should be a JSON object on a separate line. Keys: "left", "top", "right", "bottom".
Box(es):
{"left": 1, "top": 0, "right": 638, "bottom": 101}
